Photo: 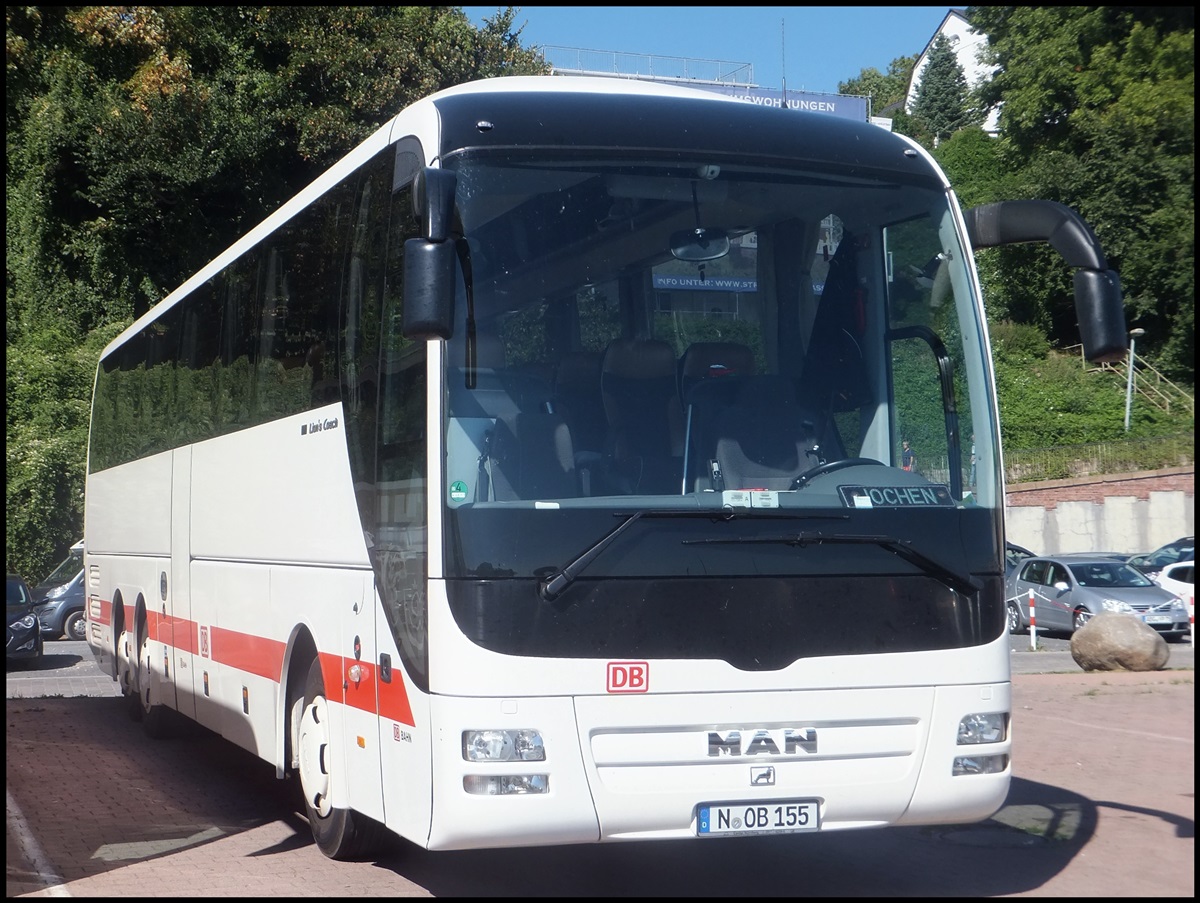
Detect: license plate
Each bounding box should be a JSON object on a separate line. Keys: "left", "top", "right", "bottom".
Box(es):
{"left": 697, "top": 800, "right": 820, "bottom": 836}
{"left": 1144, "top": 615, "right": 1171, "bottom": 624}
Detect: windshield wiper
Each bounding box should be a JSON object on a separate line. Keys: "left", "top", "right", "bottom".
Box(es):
{"left": 683, "top": 530, "right": 982, "bottom": 596}
{"left": 538, "top": 510, "right": 848, "bottom": 602}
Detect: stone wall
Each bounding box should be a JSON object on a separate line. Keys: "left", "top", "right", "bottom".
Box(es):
{"left": 1005, "top": 466, "right": 1194, "bottom": 556}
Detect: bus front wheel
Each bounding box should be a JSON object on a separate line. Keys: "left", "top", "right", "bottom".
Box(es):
{"left": 297, "top": 657, "right": 387, "bottom": 860}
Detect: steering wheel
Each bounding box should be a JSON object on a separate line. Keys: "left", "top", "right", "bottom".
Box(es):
{"left": 791, "top": 457, "right": 885, "bottom": 490}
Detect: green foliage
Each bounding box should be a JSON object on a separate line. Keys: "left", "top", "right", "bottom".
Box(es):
{"left": 838, "top": 54, "right": 916, "bottom": 116}
{"left": 989, "top": 325, "right": 1186, "bottom": 449}
{"left": 909, "top": 34, "right": 978, "bottom": 146}
{"left": 932, "top": 127, "right": 1017, "bottom": 208}
{"left": 5, "top": 339, "right": 93, "bottom": 580}
{"left": 5, "top": 5, "right": 547, "bottom": 579}
{"left": 6, "top": 6, "right": 1195, "bottom": 577}
{"left": 967, "top": 6, "right": 1194, "bottom": 382}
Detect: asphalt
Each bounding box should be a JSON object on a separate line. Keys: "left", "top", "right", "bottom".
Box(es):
{"left": 7, "top": 639, "right": 1193, "bottom": 899}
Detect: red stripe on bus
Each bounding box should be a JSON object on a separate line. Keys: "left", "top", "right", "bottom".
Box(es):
{"left": 89, "top": 599, "right": 415, "bottom": 725}
{"left": 334, "top": 655, "right": 416, "bottom": 726}
{"left": 378, "top": 668, "right": 415, "bottom": 725}
{"left": 211, "top": 625, "right": 287, "bottom": 681}
{"left": 172, "top": 620, "right": 200, "bottom": 655}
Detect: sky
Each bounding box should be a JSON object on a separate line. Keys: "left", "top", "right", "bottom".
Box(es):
{"left": 461, "top": 6, "right": 952, "bottom": 95}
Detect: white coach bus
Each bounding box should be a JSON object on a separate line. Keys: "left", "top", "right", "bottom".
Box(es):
{"left": 84, "top": 75, "right": 1127, "bottom": 858}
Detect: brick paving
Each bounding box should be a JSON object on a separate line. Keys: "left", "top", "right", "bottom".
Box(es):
{"left": 6, "top": 642, "right": 1193, "bottom": 898}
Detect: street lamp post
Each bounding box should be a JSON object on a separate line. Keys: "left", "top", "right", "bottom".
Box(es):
{"left": 1124, "top": 328, "right": 1146, "bottom": 432}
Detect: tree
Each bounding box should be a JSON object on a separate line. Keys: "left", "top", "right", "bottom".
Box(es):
{"left": 5, "top": 6, "right": 548, "bottom": 580}
{"left": 838, "top": 54, "right": 916, "bottom": 119}
{"left": 968, "top": 6, "right": 1194, "bottom": 382}
{"left": 909, "top": 34, "right": 977, "bottom": 146}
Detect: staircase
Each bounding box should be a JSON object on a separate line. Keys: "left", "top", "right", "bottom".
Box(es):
{"left": 1066, "top": 345, "right": 1195, "bottom": 416}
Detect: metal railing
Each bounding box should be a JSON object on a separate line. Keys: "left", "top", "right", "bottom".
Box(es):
{"left": 922, "top": 434, "right": 1194, "bottom": 486}
{"left": 1065, "top": 344, "right": 1194, "bottom": 416}
{"left": 1003, "top": 434, "right": 1194, "bottom": 483}
{"left": 539, "top": 45, "right": 755, "bottom": 87}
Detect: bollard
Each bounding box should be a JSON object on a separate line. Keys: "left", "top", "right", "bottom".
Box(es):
{"left": 1028, "top": 589, "right": 1037, "bottom": 650}
{"left": 1190, "top": 594, "right": 1194, "bottom": 646}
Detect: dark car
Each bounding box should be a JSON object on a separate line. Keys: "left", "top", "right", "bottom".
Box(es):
{"left": 1005, "top": 555, "right": 1189, "bottom": 641}
{"left": 1126, "top": 536, "right": 1195, "bottom": 580}
{"left": 32, "top": 540, "right": 85, "bottom": 641}
{"left": 7, "top": 573, "right": 44, "bottom": 665}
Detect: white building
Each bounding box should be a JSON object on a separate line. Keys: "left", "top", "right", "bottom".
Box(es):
{"left": 905, "top": 8, "right": 1000, "bottom": 135}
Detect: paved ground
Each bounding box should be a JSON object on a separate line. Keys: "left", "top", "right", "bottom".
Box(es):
{"left": 6, "top": 641, "right": 1194, "bottom": 897}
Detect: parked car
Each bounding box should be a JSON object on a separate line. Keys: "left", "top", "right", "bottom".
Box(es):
{"left": 32, "top": 539, "right": 86, "bottom": 641}
{"left": 1052, "top": 551, "right": 1132, "bottom": 562}
{"left": 1127, "top": 535, "right": 1195, "bottom": 580}
{"left": 1154, "top": 560, "right": 1194, "bottom": 603}
{"left": 1005, "top": 554, "right": 1189, "bottom": 641}
{"left": 1005, "top": 541, "right": 1036, "bottom": 577}
{"left": 7, "top": 573, "right": 44, "bottom": 665}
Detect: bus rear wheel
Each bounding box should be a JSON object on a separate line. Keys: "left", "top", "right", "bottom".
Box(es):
{"left": 135, "top": 616, "right": 172, "bottom": 738}
{"left": 297, "top": 657, "right": 387, "bottom": 860}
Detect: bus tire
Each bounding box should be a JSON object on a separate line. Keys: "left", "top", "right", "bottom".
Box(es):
{"left": 135, "top": 615, "right": 172, "bottom": 738}
{"left": 121, "top": 624, "right": 143, "bottom": 724}
{"left": 297, "top": 657, "right": 387, "bottom": 860}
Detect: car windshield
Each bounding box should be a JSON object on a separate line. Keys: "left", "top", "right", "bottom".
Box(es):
{"left": 1148, "top": 541, "right": 1194, "bottom": 567}
{"left": 42, "top": 549, "right": 83, "bottom": 585}
{"left": 7, "top": 576, "right": 31, "bottom": 606}
{"left": 1068, "top": 562, "right": 1155, "bottom": 588}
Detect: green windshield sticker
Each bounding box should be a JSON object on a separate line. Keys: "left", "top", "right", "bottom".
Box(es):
{"left": 450, "top": 480, "right": 468, "bottom": 502}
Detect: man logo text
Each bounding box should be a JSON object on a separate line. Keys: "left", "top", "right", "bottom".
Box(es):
{"left": 708, "top": 728, "right": 818, "bottom": 756}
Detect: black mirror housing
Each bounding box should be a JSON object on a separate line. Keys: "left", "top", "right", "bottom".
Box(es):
{"left": 402, "top": 239, "right": 456, "bottom": 339}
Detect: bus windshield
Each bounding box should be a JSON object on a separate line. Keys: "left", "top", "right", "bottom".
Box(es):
{"left": 438, "top": 150, "right": 998, "bottom": 588}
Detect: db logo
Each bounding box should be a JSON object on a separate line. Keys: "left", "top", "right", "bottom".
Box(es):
{"left": 607, "top": 661, "right": 649, "bottom": 693}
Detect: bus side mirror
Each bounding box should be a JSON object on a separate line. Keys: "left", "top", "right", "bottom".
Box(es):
{"left": 1072, "top": 268, "right": 1126, "bottom": 364}
{"left": 403, "top": 168, "right": 459, "bottom": 339}
{"left": 403, "top": 239, "right": 456, "bottom": 340}
{"left": 963, "top": 200, "right": 1127, "bottom": 363}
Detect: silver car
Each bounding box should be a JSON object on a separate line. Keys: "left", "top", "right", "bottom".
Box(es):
{"left": 1005, "top": 555, "right": 1190, "bottom": 641}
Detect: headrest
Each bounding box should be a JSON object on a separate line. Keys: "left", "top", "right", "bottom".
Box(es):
{"left": 602, "top": 338, "right": 677, "bottom": 380}
{"left": 555, "top": 350, "right": 603, "bottom": 391}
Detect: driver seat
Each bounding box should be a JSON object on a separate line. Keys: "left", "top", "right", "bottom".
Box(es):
{"left": 711, "top": 376, "right": 826, "bottom": 491}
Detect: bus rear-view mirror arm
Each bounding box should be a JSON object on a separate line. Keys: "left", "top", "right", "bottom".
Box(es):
{"left": 963, "top": 200, "right": 1127, "bottom": 364}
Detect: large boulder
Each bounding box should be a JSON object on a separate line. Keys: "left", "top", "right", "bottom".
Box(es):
{"left": 1070, "top": 612, "right": 1170, "bottom": 672}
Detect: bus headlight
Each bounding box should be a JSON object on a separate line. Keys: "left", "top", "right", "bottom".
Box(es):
{"left": 957, "top": 712, "right": 1006, "bottom": 745}
{"left": 463, "top": 729, "right": 546, "bottom": 762}
{"left": 953, "top": 712, "right": 1007, "bottom": 776}
{"left": 952, "top": 755, "right": 1008, "bottom": 776}
{"left": 463, "top": 774, "right": 549, "bottom": 795}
